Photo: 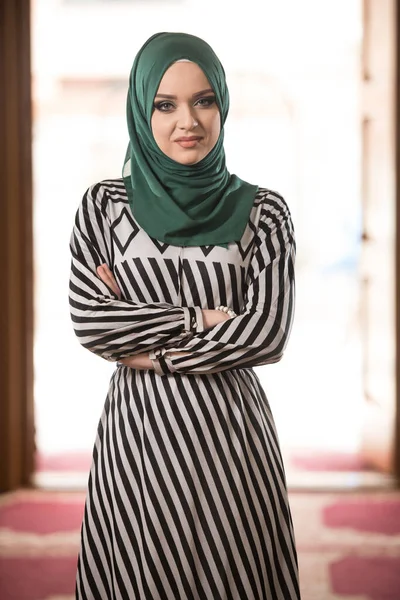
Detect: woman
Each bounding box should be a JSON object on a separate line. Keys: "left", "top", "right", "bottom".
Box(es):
{"left": 70, "top": 32, "right": 300, "bottom": 600}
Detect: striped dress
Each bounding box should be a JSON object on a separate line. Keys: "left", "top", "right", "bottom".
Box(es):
{"left": 69, "top": 178, "right": 300, "bottom": 600}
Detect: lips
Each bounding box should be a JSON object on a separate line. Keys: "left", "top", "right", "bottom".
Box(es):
{"left": 175, "top": 136, "right": 202, "bottom": 149}
{"left": 175, "top": 136, "right": 202, "bottom": 142}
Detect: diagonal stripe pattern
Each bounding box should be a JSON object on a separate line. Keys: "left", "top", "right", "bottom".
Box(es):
{"left": 69, "top": 179, "right": 300, "bottom": 599}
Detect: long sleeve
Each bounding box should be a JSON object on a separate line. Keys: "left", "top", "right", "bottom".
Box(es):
{"left": 150, "top": 191, "right": 295, "bottom": 375}
{"left": 69, "top": 184, "right": 203, "bottom": 362}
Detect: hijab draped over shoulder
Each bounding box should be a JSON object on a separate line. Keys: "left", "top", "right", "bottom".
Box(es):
{"left": 123, "top": 32, "right": 258, "bottom": 248}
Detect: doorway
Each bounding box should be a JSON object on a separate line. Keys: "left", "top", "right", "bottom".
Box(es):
{"left": 31, "top": 0, "right": 396, "bottom": 487}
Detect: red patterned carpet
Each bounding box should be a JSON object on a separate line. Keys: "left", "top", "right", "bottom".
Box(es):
{"left": 0, "top": 488, "right": 400, "bottom": 599}
{"left": 292, "top": 492, "right": 400, "bottom": 599}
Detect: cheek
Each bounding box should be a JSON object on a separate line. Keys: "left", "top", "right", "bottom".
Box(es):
{"left": 151, "top": 114, "right": 161, "bottom": 144}
{"left": 209, "top": 111, "right": 221, "bottom": 145}
{"left": 151, "top": 114, "right": 171, "bottom": 147}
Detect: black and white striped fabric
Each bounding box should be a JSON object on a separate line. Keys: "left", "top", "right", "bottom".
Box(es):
{"left": 69, "top": 178, "right": 300, "bottom": 600}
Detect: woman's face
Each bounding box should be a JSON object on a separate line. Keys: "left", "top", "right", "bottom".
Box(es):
{"left": 151, "top": 61, "right": 221, "bottom": 165}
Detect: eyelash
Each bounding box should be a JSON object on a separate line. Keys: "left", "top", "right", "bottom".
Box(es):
{"left": 153, "top": 96, "right": 216, "bottom": 112}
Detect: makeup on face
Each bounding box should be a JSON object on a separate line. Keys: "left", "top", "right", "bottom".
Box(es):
{"left": 151, "top": 62, "right": 220, "bottom": 165}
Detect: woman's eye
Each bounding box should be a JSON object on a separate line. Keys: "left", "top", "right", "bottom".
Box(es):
{"left": 195, "top": 96, "right": 216, "bottom": 108}
{"left": 154, "top": 101, "right": 174, "bottom": 112}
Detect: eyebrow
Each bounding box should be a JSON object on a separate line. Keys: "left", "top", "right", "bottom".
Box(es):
{"left": 155, "top": 88, "right": 214, "bottom": 100}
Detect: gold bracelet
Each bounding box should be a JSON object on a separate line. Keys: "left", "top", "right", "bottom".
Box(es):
{"left": 215, "top": 305, "right": 237, "bottom": 318}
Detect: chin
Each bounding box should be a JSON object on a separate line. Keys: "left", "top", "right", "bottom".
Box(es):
{"left": 179, "top": 158, "right": 201, "bottom": 166}
{"left": 173, "top": 151, "right": 204, "bottom": 166}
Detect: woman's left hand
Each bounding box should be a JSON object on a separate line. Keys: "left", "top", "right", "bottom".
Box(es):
{"left": 97, "top": 263, "right": 122, "bottom": 299}
{"left": 119, "top": 350, "right": 191, "bottom": 371}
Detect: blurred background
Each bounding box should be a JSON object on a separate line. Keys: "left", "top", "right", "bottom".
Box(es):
{"left": 28, "top": 0, "right": 396, "bottom": 487}
{"left": 1, "top": 1, "right": 399, "bottom": 598}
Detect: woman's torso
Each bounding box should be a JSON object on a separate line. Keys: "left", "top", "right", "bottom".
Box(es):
{"left": 103, "top": 178, "right": 265, "bottom": 312}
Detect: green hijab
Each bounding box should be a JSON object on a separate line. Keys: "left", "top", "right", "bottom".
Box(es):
{"left": 123, "top": 32, "right": 258, "bottom": 248}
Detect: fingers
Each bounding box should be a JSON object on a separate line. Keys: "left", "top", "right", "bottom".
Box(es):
{"left": 98, "top": 263, "right": 112, "bottom": 276}
{"left": 97, "top": 264, "right": 122, "bottom": 299}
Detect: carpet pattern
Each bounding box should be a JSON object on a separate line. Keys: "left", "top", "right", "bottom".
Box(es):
{"left": 0, "top": 489, "right": 400, "bottom": 600}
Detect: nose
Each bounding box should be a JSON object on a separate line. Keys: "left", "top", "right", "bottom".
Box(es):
{"left": 177, "top": 105, "right": 197, "bottom": 131}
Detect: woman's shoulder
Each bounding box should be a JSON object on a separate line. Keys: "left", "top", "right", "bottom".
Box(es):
{"left": 254, "top": 187, "right": 288, "bottom": 208}
{"left": 85, "top": 177, "right": 127, "bottom": 203}
{"left": 81, "top": 178, "right": 128, "bottom": 219}
{"left": 255, "top": 187, "right": 292, "bottom": 220}
{"left": 253, "top": 187, "right": 294, "bottom": 238}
